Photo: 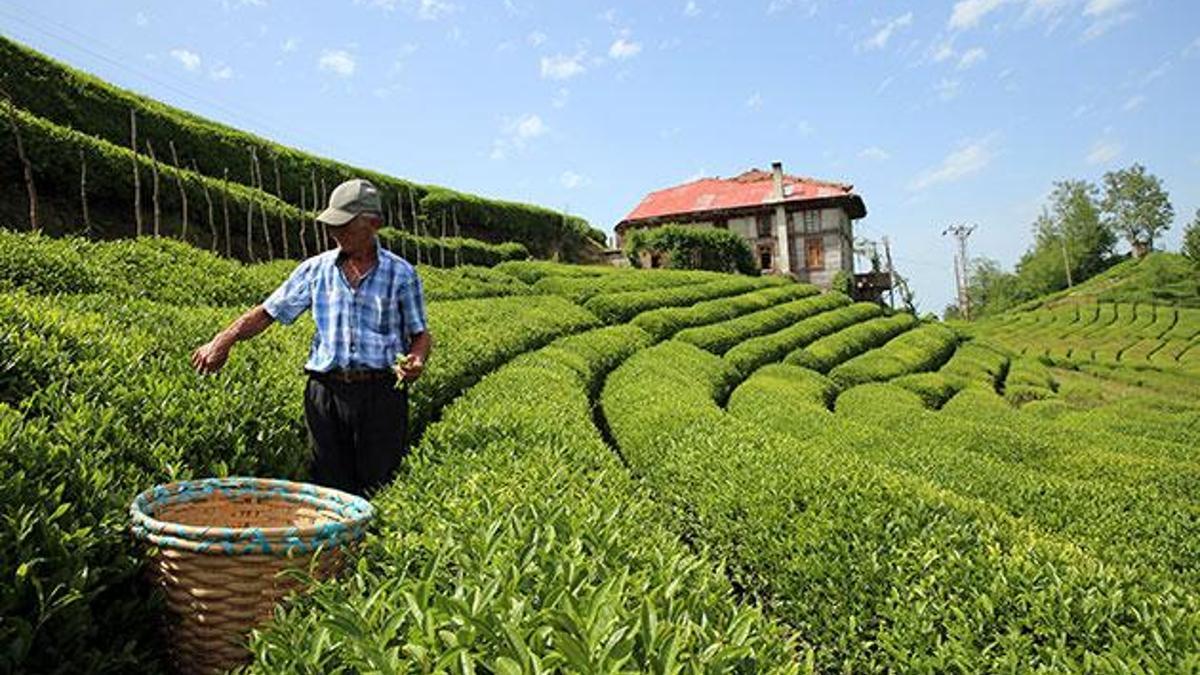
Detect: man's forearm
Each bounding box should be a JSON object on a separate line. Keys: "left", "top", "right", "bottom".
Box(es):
{"left": 216, "top": 305, "right": 274, "bottom": 347}
{"left": 409, "top": 331, "right": 432, "bottom": 362}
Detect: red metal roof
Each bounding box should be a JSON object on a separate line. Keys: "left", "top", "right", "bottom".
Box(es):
{"left": 619, "top": 168, "right": 865, "bottom": 227}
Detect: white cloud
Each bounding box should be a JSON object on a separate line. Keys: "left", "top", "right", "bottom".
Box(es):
{"left": 318, "top": 49, "right": 356, "bottom": 77}
{"left": 514, "top": 114, "right": 547, "bottom": 139}
{"left": 552, "top": 88, "right": 570, "bottom": 108}
{"left": 859, "top": 146, "right": 891, "bottom": 161}
{"left": 135, "top": 12, "right": 148, "bottom": 27}
{"left": 169, "top": 48, "right": 201, "bottom": 71}
{"left": 282, "top": 37, "right": 300, "bottom": 52}
{"left": 745, "top": 92, "right": 763, "bottom": 110}
{"left": 909, "top": 135, "right": 996, "bottom": 190}
{"left": 684, "top": 1, "right": 700, "bottom": 17}
{"left": 1083, "top": 0, "right": 1131, "bottom": 17}
{"left": 541, "top": 53, "right": 586, "bottom": 80}
{"left": 935, "top": 77, "right": 961, "bottom": 101}
{"left": 931, "top": 41, "right": 956, "bottom": 62}
{"left": 861, "top": 12, "right": 913, "bottom": 51}
{"left": 1184, "top": 36, "right": 1200, "bottom": 58}
{"left": 957, "top": 46, "right": 986, "bottom": 70}
{"left": 876, "top": 76, "right": 895, "bottom": 94}
{"left": 949, "top": 0, "right": 1008, "bottom": 30}
{"left": 210, "top": 65, "right": 233, "bottom": 80}
{"left": 1122, "top": 94, "right": 1145, "bottom": 111}
{"left": 1086, "top": 138, "right": 1122, "bottom": 164}
{"left": 767, "top": 0, "right": 817, "bottom": 15}
{"left": 1082, "top": 11, "right": 1134, "bottom": 40}
{"left": 357, "top": 0, "right": 455, "bottom": 20}
{"left": 609, "top": 38, "right": 642, "bottom": 59}
{"left": 491, "top": 113, "right": 549, "bottom": 160}
{"left": 527, "top": 31, "right": 547, "bottom": 47}
{"left": 560, "top": 170, "right": 590, "bottom": 189}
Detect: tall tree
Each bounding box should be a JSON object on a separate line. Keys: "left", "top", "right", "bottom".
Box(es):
{"left": 1099, "top": 163, "right": 1174, "bottom": 258}
{"left": 1018, "top": 179, "right": 1115, "bottom": 292}
{"left": 1183, "top": 208, "right": 1200, "bottom": 264}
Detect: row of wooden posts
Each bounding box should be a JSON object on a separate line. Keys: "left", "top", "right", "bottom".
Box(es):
{"left": 2, "top": 93, "right": 468, "bottom": 267}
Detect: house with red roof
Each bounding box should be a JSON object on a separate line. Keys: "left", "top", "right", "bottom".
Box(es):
{"left": 616, "top": 161, "right": 867, "bottom": 289}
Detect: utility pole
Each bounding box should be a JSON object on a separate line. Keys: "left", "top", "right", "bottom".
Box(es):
{"left": 942, "top": 224, "right": 976, "bottom": 320}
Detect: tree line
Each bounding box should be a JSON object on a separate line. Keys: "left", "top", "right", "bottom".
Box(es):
{"left": 956, "top": 162, "right": 1199, "bottom": 318}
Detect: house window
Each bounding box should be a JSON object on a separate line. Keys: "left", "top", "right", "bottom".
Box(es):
{"left": 759, "top": 246, "right": 772, "bottom": 270}
{"left": 803, "top": 210, "right": 820, "bottom": 233}
{"left": 756, "top": 213, "right": 773, "bottom": 238}
{"left": 805, "top": 238, "right": 824, "bottom": 270}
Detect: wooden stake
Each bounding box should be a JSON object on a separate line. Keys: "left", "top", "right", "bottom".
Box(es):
{"left": 273, "top": 155, "right": 288, "bottom": 259}
{"left": 168, "top": 140, "right": 188, "bottom": 242}
{"left": 320, "top": 176, "right": 329, "bottom": 250}
{"left": 250, "top": 147, "right": 273, "bottom": 259}
{"left": 79, "top": 147, "right": 90, "bottom": 235}
{"left": 145, "top": 139, "right": 160, "bottom": 237}
{"left": 310, "top": 170, "right": 320, "bottom": 252}
{"left": 221, "top": 168, "right": 232, "bottom": 258}
{"left": 452, "top": 205, "right": 461, "bottom": 266}
{"left": 406, "top": 185, "right": 421, "bottom": 265}
{"left": 299, "top": 183, "right": 309, "bottom": 259}
{"left": 396, "top": 192, "right": 407, "bottom": 260}
{"left": 0, "top": 97, "right": 37, "bottom": 232}
{"left": 131, "top": 109, "right": 141, "bottom": 236}
{"left": 193, "top": 160, "right": 216, "bottom": 252}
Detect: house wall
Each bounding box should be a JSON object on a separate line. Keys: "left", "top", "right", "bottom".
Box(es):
{"left": 620, "top": 207, "right": 856, "bottom": 288}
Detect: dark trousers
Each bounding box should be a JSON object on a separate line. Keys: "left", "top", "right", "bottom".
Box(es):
{"left": 304, "top": 374, "right": 409, "bottom": 497}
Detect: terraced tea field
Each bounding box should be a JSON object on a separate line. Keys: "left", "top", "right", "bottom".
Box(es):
{"left": 3, "top": 233, "right": 1198, "bottom": 673}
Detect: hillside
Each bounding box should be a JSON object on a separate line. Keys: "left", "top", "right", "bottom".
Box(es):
{"left": 2, "top": 232, "right": 1198, "bottom": 672}
{"left": 0, "top": 36, "right": 605, "bottom": 260}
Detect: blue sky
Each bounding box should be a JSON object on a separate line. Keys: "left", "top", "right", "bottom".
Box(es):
{"left": 1, "top": 0, "right": 1197, "bottom": 312}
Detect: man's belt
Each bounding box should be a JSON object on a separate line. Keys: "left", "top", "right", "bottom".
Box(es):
{"left": 308, "top": 368, "right": 396, "bottom": 384}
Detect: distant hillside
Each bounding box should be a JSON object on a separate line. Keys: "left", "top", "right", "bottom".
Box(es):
{"left": 1021, "top": 253, "right": 1200, "bottom": 311}
{"left": 0, "top": 36, "right": 606, "bottom": 260}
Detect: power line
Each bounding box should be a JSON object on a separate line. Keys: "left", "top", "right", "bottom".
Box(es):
{"left": 0, "top": 2, "right": 303, "bottom": 145}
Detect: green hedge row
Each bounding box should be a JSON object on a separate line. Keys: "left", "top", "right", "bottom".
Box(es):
{"left": 722, "top": 302, "right": 881, "bottom": 378}
{"left": 604, "top": 341, "right": 1200, "bottom": 671}
{"left": 675, "top": 293, "right": 852, "bottom": 356}
{"left": 1003, "top": 357, "right": 1058, "bottom": 405}
{"left": 631, "top": 284, "right": 819, "bottom": 341}
{"left": 827, "top": 322, "right": 959, "bottom": 388}
{"left": 838, "top": 383, "right": 1200, "bottom": 588}
{"left": 0, "top": 36, "right": 599, "bottom": 258}
{"left": 0, "top": 229, "right": 532, "bottom": 305}
{"left": 789, "top": 313, "right": 917, "bottom": 373}
{"left": 376, "top": 227, "right": 528, "bottom": 268}
{"left": 0, "top": 105, "right": 528, "bottom": 266}
{"left": 247, "top": 325, "right": 798, "bottom": 672}
{"left": 583, "top": 276, "right": 785, "bottom": 324}
{"left": 492, "top": 260, "right": 619, "bottom": 284}
{"left": 532, "top": 268, "right": 720, "bottom": 304}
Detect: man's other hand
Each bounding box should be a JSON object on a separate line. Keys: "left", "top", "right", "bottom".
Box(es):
{"left": 394, "top": 354, "right": 425, "bottom": 382}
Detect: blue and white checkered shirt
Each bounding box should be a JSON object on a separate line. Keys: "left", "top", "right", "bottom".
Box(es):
{"left": 262, "top": 239, "right": 428, "bottom": 373}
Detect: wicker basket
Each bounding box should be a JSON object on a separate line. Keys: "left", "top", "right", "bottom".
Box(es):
{"left": 130, "top": 477, "right": 374, "bottom": 675}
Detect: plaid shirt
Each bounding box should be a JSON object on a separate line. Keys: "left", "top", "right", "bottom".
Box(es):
{"left": 263, "top": 239, "right": 428, "bottom": 373}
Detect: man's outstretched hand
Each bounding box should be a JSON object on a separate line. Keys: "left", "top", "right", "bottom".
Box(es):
{"left": 191, "top": 339, "right": 231, "bottom": 375}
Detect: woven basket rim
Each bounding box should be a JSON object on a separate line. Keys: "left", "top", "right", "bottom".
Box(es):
{"left": 130, "top": 477, "right": 374, "bottom": 555}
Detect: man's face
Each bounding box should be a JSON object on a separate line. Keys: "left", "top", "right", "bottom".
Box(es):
{"left": 329, "top": 214, "right": 380, "bottom": 253}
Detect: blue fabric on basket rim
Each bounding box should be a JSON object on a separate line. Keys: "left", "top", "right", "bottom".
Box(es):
{"left": 129, "top": 477, "right": 374, "bottom": 555}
